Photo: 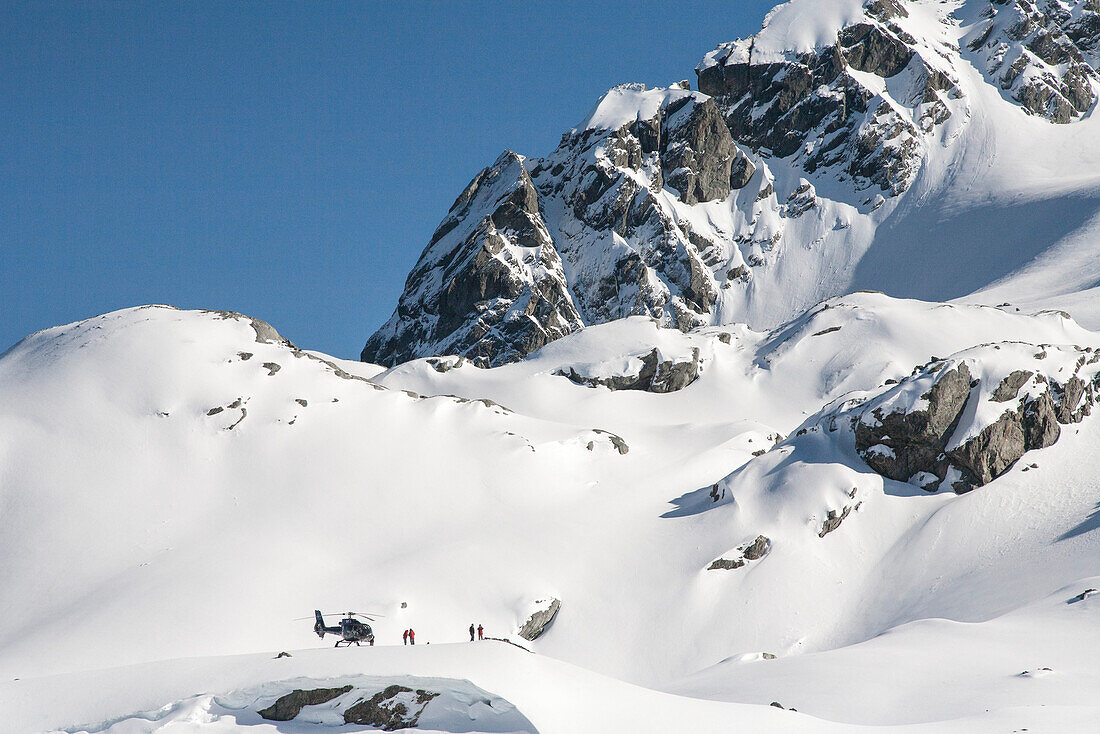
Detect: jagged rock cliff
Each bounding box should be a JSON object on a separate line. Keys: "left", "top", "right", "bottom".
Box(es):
{"left": 965, "top": 0, "right": 1100, "bottom": 122}
{"left": 697, "top": 0, "right": 962, "bottom": 195}
{"left": 363, "top": 0, "right": 1100, "bottom": 368}
{"left": 361, "top": 152, "right": 584, "bottom": 367}
{"left": 364, "top": 87, "right": 758, "bottom": 367}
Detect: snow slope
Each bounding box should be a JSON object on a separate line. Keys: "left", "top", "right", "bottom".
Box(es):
{"left": 8, "top": 626, "right": 1100, "bottom": 734}
{"left": 6, "top": 3, "right": 1100, "bottom": 732}
{"left": 2, "top": 296, "right": 1100, "bottom": 731}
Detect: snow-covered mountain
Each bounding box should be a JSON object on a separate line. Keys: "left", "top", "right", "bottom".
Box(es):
{"left": 5, "top": 296, "right": 1100, "bottom": 732}
{"left": 363, "top": 0, "right": 1100, "bottom": 368}
{"left": 7, "top": 2, "right": 1100, "bottom": 733}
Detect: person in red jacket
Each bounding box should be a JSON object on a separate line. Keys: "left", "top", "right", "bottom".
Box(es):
{"left": 402, "top": 629, "right": 409, "bottom": 645}
{"left": 408, "top": 628, "right": 415, "bottom": 645}
{"left": 477, "top": 624, "right": 484, "bottom": 640}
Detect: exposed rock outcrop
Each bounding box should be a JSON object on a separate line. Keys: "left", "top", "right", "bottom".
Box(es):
{"left": 708, "top": 535, "right": 771, "bottom": 569}
{"left": 847, "top": 343, "right": 1098, "bottom": 492}
{"left": 518, "top": 598, "right": 561, "bottom": 641}
{"left": 245, "top": 678, "right": 530, "bottom": 732}
{"left": 1069, "top": 588, "right": 1098, "bottom": 603}
{"left": 660, "top": 96, "right": 737, "bottom": 204}
{"left": 855, "top": 363, "right": 975, "bottom": 482}
{"left": 362, "top": 152, "right": 584, "bottom": 368}
{"left": 556, "top": 348, "right": 702, "bottom": 393}
{"left": 590, "top": 429, "right": 630, "bottom": 455}
{"left": 343, "top": 685, "right": 439, "bottom": 730}
{"left": 203, "top": 310, "right": 298, "bottom": 349}
{"left": 696, "top": 8, "right": 960, "bottom": 195}
{"left": 258, "top": 685, "right": 353, "bottom": 721}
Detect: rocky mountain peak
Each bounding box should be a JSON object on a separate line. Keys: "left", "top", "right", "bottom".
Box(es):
{"left": 697, "top": 0, "right": 964, "bottom": 195}
{"left": 364, "top": 86, "right": 764, "bottom": 367}
{"left": 361, "top": 151, "right": 584, "bottom": 367}
{"left": 361, "top": 0, "right": 1100, "bottom": 370}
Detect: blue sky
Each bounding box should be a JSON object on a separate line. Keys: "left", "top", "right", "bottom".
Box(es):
{"left": 2, "top": 1, "right": 775, "bottom": 358}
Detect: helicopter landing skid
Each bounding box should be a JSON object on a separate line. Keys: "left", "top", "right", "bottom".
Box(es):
{"left": 334, "top": 640, "right": 361, "bottom": 647}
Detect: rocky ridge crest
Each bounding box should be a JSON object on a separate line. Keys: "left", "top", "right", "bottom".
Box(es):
{"left": 697, "top": 0, "right": 964, "bottom": 195}
{"left": 966, "top": 0, "right": 1100, "bottom": 122}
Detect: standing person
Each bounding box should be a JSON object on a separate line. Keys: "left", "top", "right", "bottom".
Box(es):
{"left": 402, "top": 629, "right": 409, "bottom": 645}
{"left": 477, "top": 624, "right": 484, "bottom": 640}
{"left": 409, "top": 628, "right": 415, "bottom": 645}
{"left": 469, "top": 623, "right": 475, "bottom": 642}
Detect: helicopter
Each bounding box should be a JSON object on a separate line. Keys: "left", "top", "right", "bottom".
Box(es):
{"left": 307, "top": 610, "right": 381, "bottom": 647}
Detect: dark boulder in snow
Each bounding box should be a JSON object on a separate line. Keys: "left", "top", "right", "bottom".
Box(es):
{"left": 259, "top": 685, "right": 353, "bottom": 721}
{"left": 743, "top": 534, "right": 770, "bottom": 560}
{"left": 1068, "top": 588, "right": 1098, "bottom": 603}
{"left": 603, "top": 431, "right": 630, "bottom": 455}
{"left": 818, "top": 505, "right": 858, "bottom": 538}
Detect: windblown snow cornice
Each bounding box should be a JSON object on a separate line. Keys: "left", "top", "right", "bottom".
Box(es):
{"left": 362, "top": 0, "right": 1100, "bottom": 369}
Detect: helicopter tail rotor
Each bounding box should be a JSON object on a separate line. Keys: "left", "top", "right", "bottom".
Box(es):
{"left": 313, "top": 610, "right": 326, "bottom": 638}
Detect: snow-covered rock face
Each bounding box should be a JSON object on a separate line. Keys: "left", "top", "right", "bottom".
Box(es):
{"left": 697, "top": 0, "right": 963, "bottom": 195}
{"left": 361, "top": 151, "right": 585, "bottom": 367}
{"left": 531, "top": 89, "right": 736, "bottom": 331}
{"left": 364, "top": 0, "right": 1100, "bottom": 370}
{"left": 965, "top": 0, "right": 1100, "bottom": 122}
{"left": 361, "top": 76, "right": 845, "bottom": 368}
{"left": 364, "top": 87, "right": 758, "bottom": 367}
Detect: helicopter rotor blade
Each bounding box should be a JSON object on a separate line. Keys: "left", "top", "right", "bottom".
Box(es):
{"left": 293, "top": 611, "right": 387, "bottom": 620}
